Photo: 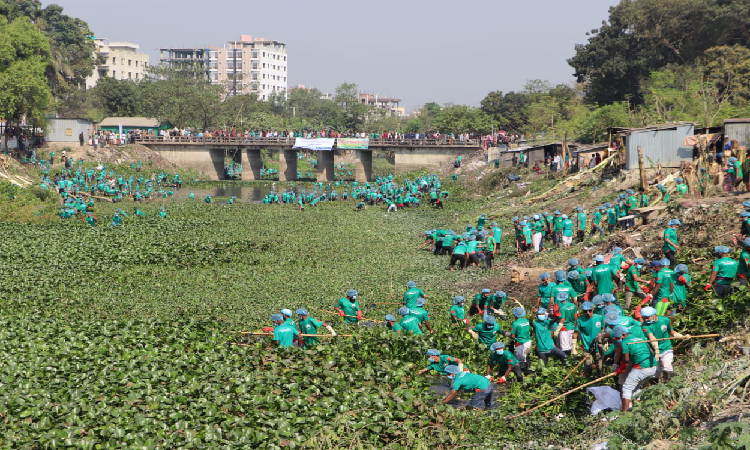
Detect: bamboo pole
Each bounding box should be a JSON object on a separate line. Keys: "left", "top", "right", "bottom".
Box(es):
{"left": 236, "top": 332, "right": 353, "bottom": 337}
{"left": 508, "top": 372, "right": 617, "bottom": 419}
{"left": 637, "top": 146, "right": 647, "bottom": 190}
{"left": 555, "top": 357, "right": 587, "bottom": 388}
{"left": 626, "top": 334, "right": 719, "bottom": 345}
{"left": 319, "top": 310, "right": 385, "bottom": 323}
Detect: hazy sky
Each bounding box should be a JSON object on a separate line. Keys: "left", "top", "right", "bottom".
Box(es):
{"left": 54, "top": 0, "right": 619, "bottom": 111}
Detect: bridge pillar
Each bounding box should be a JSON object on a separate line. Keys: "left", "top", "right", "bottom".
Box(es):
{"left": 279, "top": 150, "right": 298, "bottom": 181}
{"left": 317, "top": 151, "right": 334, "bottom": 182}
{"left": 354, "top": 150, "right": 373, "bottom": 182}
{"left": 242, "top": 149, "right": 263, "bottom": 181}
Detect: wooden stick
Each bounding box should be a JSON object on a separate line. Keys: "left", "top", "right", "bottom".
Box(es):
{"left": 319, "top": 310, "right": 385, "bottom": 323}
{"left": 370, "top": 302, "right": 401, "bottom": 306}
{"left": 237, "top": 332, "right": 353, "bottom": 337}
{"left": 555, "top": 357, "right": 586, "bottom": 387}
{"left": 627, "top": 334, "right": 719, "bottom": 345}
{"left": 509, "top": 372, "right": 617, "bottom": 419}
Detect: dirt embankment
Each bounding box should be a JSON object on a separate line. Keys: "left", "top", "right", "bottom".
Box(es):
{"left": 43, "top": 143, "right": 178, "bottom": 171}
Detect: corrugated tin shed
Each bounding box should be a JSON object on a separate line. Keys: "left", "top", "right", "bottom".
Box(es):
{"left": 46, "top": 118, "right": 95, "bottom": 142}
{"left": 724, "top": 119, "right": 750, "bottom": 150}
{"left": 619, "top": 124, "right": 695, "bottom": 169}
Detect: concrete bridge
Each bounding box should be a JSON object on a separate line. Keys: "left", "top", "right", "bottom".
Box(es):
{"left": 134, "top": 136, "right": 482, "bottom": 181}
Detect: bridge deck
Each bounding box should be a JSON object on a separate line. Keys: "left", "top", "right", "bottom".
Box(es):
{"left": 134, "top": 136, "right": 482, "bottom": 149}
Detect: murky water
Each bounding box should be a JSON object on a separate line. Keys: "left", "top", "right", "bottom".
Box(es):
{"left": 428, "top": 376, "right": 471, "bottom": 408}
{"left": 185, "top": 186, "right": 277, "bottom": 203}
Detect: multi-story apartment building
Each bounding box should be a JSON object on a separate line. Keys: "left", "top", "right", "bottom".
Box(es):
{"left": 85, "top": 39, "right": 149, "bottom": 89}
{"left": 359, "top": 94, "right": 406, "bottom": 117}
{"left": 160, "top": 35, "right": 287, "bottom": 100}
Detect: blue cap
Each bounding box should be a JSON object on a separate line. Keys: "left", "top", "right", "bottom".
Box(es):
{"left": 542, "top": 212, "right": 549, "bottom": 216}
{"left": 651, "top": 260, "right": 663, "bottom": 267}
{"left": 416, "top": 298, "right": 426, "bottom": 307}
{"left": 585, "top": 269, "right": 593, "bottom": 277}
{"left": 347, "top": 289, "right": 358, "bottom": 297}
{"left": 385, "top": 314, "right": 396, "bottom": 321}
{"left": 602, "top": 293, "right": 616, "bottom": 303}
{"left": 537, "top": 307, "right": 548, "bottom": 314}
{"left": 670, "top": 219, "right": 682, "bottom": 226}
{"left": 675, "top": 264, "right": 688, "bottom": 274}
{"left": 490, "top": 342, "right": 505, "bottom": 351}
{"left": 567, "top": 270, "right": 579, "bottom": 280}
{"left": 661, "top": 258, "right": 671, "bottom": 266}
{"left": 523, "top": 216, "right": 530, "bottom": 220}
{"left": 634, "top": 257, "right": 646, "bottom": 265}
{"left": 491, "top": 221, "right": 498, "bottom": 226}
{"left": 513, "top": 216, "right": 519, "bottom": 221}
{"left": 744, "top": 238, "right": 750, "bottom": 248}
{"left": 676, "top": 177, "right": 684, "bottom": 182}
{"left": 603, "top": 305, "right": 620, "bottom": 316}
{"left": 594, "top": 255, "right": 605, "bottom": 262}
{"left": 568, "top": 259, "right": 579, "bottom": 266}
{"left": 604, "top": 312, "right": 621, "bottom": 326}
{"left": 561, "top": 214, "right": 568, "bottom": 219}
{"left": 741, "top": 212, "right": 750, "bottom": 217}
{"left": 485, "top": 315, "right": 496, "bottom": 325}
{"left": 715, "top": 246, "right": 730, "bottom": 254}
{"left": 271, "top": 314, "right": 283, "bottom": 322}
{"left": 444, "top": 365, "right": 460, "bottom": 375}
{"left": 495, "top": 291, "right": 506, "bottom": 298}
{"left": 519, "top": 221, "right": 527, "bottom": 226}
{"left": 613, "top": 247, "right": 623, "bottom": 254}
{"left": 743, "top": 200, "right": 750, "bottom": 208}
{"left": 592, "top": 295, "right": 603, "bottom": 305}
{"left": 533, "top": 214, "right": 540, "bottom": 220}
{"left": 398, "top": 307, "right": 410, "bottom": 316}
{"left": 604, "top": 203, "right": 611, "bottom": 208}
{"left": 555, "top": 270, "right": 567, "bottom": 281}
{"left": 577, "top": 206, "right": 583, "bottom": 211}
{"left": 557, "top": 291, "right": 569, "bottom": 301}
{"left": 640, "top": 306, "right": 657, "bottom": 318}
{"left": 626, "top": 189, "right": 634, "bottom": 194}
{"left": 657, "top": 184, "right": 664, "bottom": 189}
{"left": 424, "top": 231, "right": 431, "bottom": 235}
{"left": 470, "top": 235, "right": 477, "bottom": 241}
{"left": 296, "top": 308, "right": 308, "bottom": 316}
{"left": 610, "top": 326, "right": 629, "bottom": 339}
{"left": 453, "top": 296, "right": 465, "bottom": 304}
{"left": 582, "top": 301, "right": 594, "bottom": 311}
{"left": 513, "top": 306, "right": 526, "bottom": 318}
{"left": 407, "top": 281, "right": 417, "bottom": 288}
{"left": 427, "top": 349, "right": 441, "bottom": 356}
{"left": 481, "top": 288, "right": 491, "bottom": 294}
{"left": 554, "top": 210, "right": 561, "bottom": 215}
{"left": 539, "top": 272, "right": 550, "bottom": 281}
{"left": 281, "top": 309, "right": 293, "bottom": 317}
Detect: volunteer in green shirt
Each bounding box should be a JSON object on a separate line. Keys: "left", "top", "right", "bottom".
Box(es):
{"left": 573, "top": 301, "right": 604, "bottom": 377}
{"left": 738, "top": 237, "right": 750, "bottom": 286}
{"left": 271, "top": 314, "right": 299, "bottom": 349}
{"left": 663, "top": 219, "right": 681, "bottom": 267}
{"left": 443, "top": 365, "right": 494, "bottom": 410}
{"left": 552, "top": 210, "right": 563, "bottom": 247}
{"left": 449, "top": 239, "right": 468, "bottom": 271}
{"left": 536, "top": 272, "right": 556, "bottom": 309}
{"left": 706, "top": 246, "right": 739, "bottom": 297}
{"left": 641, "top": 307, "right": 686, "bottom": 382}
{"left": 385, "top": 314, "right": 402, "bottom": 332}
{"left": 606, "top": 203, "right": 617, "bottom": 234}
{"left": 441, "top": 231, "right": 455, "bottom": 255}
{"left": 626, "top": 189, "right": 639, "bottom": 228}
{"left": 533, "top": 307, "right": 567, "bottom": 365}
{"left": 561, "top": 214, "right": 574, "bottom": 248}
{"left": 624, "top": 257, "right": 648, "bottom": 310}
{"left": 652, "top": 259, "right": 675, "bottom": 316}
{"left": 576, "top": 206, "right": 587, "bottom": 243}
{"left": 510, "top": 307, "right": 531, "bottom": 371}
{"left": 491, "top": 222, "right": 502, "bottom": 255}
{"left": 450, "top": 296, "right": 467, "bottom": 325}
{"left": 487, "top": 342, "right": 523, "bottom": 383}
{"left": 418, "top": 349, "right": 462, "bottom": 375}
{"left": 403, "top": 281, "right": 426, "bottom": 309}
{"left": 532, "top": 214, "right": 545, "bottom": 252}
{"left": 398, "top": 307, "right": 423, "bottom": 335}
{"left": 638, "top": 186, "right": 650, "bottom": 208}
{"left": 411, "top": 298, "right": 434, "bottom": 333}
{"left": 520, "top": 220, "right": 532, "bottom": 252}
{"left": 486, "top": 290, "right": 507, "bottom": 316}
{"left": 471, "top": 315, "right": 501, "bottom": 346}
{"left": 466, "top": 235, "right": 481, "bottom": 266}
{"left": 591, "top": 255, "right": 618, "bottom": 296}
{"left": 557, "top": 292, "right": 577, "bottom": 354}
{"left": 550, "top": 270, "right": 574, "bottom": 307}
{"left": 567, "top": 270, "right": 586, "bottom": 302}
{"left": 672, "top": 264, "right": 692, "bottom": 311}
{"left": 611, "top": 325, "right": 657, "bottom": 412}
{"left": 484, "top": 233, "right": 496, "bottom": 268}
{"left": 335, "top": 289, "right": 362, "bottom": 323}
{"left": 471, "top": 289, "right": 491, "bottom": 316}
{"left": 591, "top": 206, "right": 605, "bottom": 237}
{"left": 296, "top": 308, "right": 325, "bottom": 348}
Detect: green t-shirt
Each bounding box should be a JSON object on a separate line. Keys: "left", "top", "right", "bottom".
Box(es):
{"left": 739, "top": 250, "right": 750, "bottom": 278}
{"left": 442, "top": 234, "right": 454, "bottom": 247}
{"left": 466, "top": 240, "right": 479, "bottom": 253}
{"left": 625, "top": 265, "right": 641, "bottom": 292}
{"left": 621, "top": 335, "right": 656, "bottom": 369}
{"left": 607, "top": 208, "right": 617, "bottom": 225}
{"left": 610, "top": 254, "right": 626, "bottom": 271}
{"left": 672, "top": 272, "right": 691, "bottom": 305}
{"left": 533, "top": 318, "right": 557, "bottom": 353}
{"left": 628, "top": 195, "right": 639, "bottom": 210}
{"left": 337, "top": 297, "right": 360, "bottom": 323}
{"left": 390, "top": 322, "right": 403, "bottom": 332}
{"left": 577, "top": 213, "right": 586, "bottom": 230}
{"left": 473, "top": 322, "right": 502, "bottom": 346}
{"left": 492, "top": 226, "right": 502, "bottom": 243}
{"left": 399, "top": 316, "right": 423, "bottom": 335}
{"left": 273, "top": 324, "right": 299, "bottom": 348}
{"left": 538, "top": 281, "right": 556, "bottom": 303}
{"left": 486, "top": 294, "right": 506, "bottom": 309}
{"left": 592, "top": 264, "right": 617, "bottom": 295}
{"left": 451, "top": 371, "right": 489, "bottom": 392}
{"left": 553, "top": 217, "right": 563, "bottom": 232}
{"left": 712, "top": 257, "right": 739, "bottom": 285}
{"left": 522, "top": 225, "right": 532, "bottom": 244}
{"left": 511, "top": 318, "right": 531, "bottom": 343}
{"left": 425, "top": 355, "right": 459, "bottom": 374}
{"left": 663, "top": 228, "right": 679, "bottom": 253}
{"left": 485, "top": 236, "right": 496, "bottom": 252}
{"left": 550, "top": 281, "right": 574, "bottom": 304}
{"left": 655, "top": 269, "right": 675, "bottom": 300}
{"left": 559, "top": 302, "right": 577, "bottom": 329}
{"left": 594, "top": 211, "right": 602, "bottom": 226}
{"left": 642, "top": 316, "right": 673, "bottom": 352}
{"left": 403, "top": 288, "right": 425, "bottom": 309}
{"left": 488, "top": 350, "right": 518, "bottom": 373}
{"left": 472, "top": 294, "right": 489, "bottom": 310}
{"left": 450, "top": 304, "right": 465, "bottom": 323}
{"left": 298, "top": 317, "right": 324, "bottom": 348}
{"left": 452, "top": 243, "right": 467, "bottom": 255}
{"left": 611, "top": 316, "right": 645, "bottom": 339}
{"left": 533, "top": 220, "right": 545, "bottom": 234}
{"left": 562, "top": 219, "right": 574, "bottom": 237}
{"left": 575, "top": 314, "right": 604, "bottom": 351}
{"left": 410, "top": 307, "right": 430, "bottom": 324}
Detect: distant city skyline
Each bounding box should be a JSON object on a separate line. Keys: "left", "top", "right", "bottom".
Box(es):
{"left": 53, "top": 0, "right": 620, "bottom": 111}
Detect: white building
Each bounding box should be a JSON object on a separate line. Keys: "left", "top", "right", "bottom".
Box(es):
{"left": 160, "top": 35, "right": 287, "bottom": 100}
{"left": 86, "top": 39, "right": 150, "bottom": 88}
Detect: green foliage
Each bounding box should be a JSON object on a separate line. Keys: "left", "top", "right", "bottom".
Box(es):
{"left": 94, "top": 77, "right": 140, "bottom": 117}
{"left": 0, "top": 180, "right": 59, "bottom": 223}
{"left": 480, "top": 90, "right": 530, "bottom": 132}
{"left": 577, "top": 102, "right": 637, "bottom": 144}
{"left": 432, "top": 105, "right": 496, "bottom": 134}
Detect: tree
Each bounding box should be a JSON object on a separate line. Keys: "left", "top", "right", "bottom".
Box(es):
{"left": 701, "top": 45, "right": 750, "bottom": 104}
{"left": 577, "top": 102, "right": 637, "bottom": 144}
{"left": 334, "top": 82, "right": 370, "bottom": 131}
{"left": 432, "top": 105, "right": 496, "bottom": 134}
{"left": 94, "top": 77, "right": 139, "bottom": 117}
{"left": 480, "top": 90, "right": 530, "bottom": 132}
{"left": 0, "top": 16, "right": 52, "bottom": 139}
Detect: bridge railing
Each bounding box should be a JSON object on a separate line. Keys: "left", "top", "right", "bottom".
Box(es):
{"left": 134, "top": 135, "right": 483, "bottom": 148}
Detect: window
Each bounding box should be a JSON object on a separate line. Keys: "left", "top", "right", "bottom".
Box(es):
{"left": 262, "top": 63, "right": 265, "bottom": 68}
{"left": 128, "top": 72, "right": 132, "bottom": 79}
{"left": 112, "top": 56, "right": 116, "bottom": 64}
{"left": 112, "top": 70, "right": 116, "bottom": 77}
{"left": 284, "top": 56, "right": 286, "bottom": 61}
{"left": 263, "top": 74, "right": 266, "bottom": 79}
{"left": 121, "top": 58, "right": 125, "bottom": 65}
{"left": 128, "top": 60, "right": 131, "bottom": 66}
{"left": 135, "top": 73, "right": 139, "bottom": 79}
{"left": 262, "top": 52, "right": 265, "bottom": 57}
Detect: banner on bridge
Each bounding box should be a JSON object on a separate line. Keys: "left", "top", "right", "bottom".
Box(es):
{"left": 293, "top": 138, "right": 336, "bottom": 151}
{"left": 336, "top": 138, "right": 369, "bottom": 150}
